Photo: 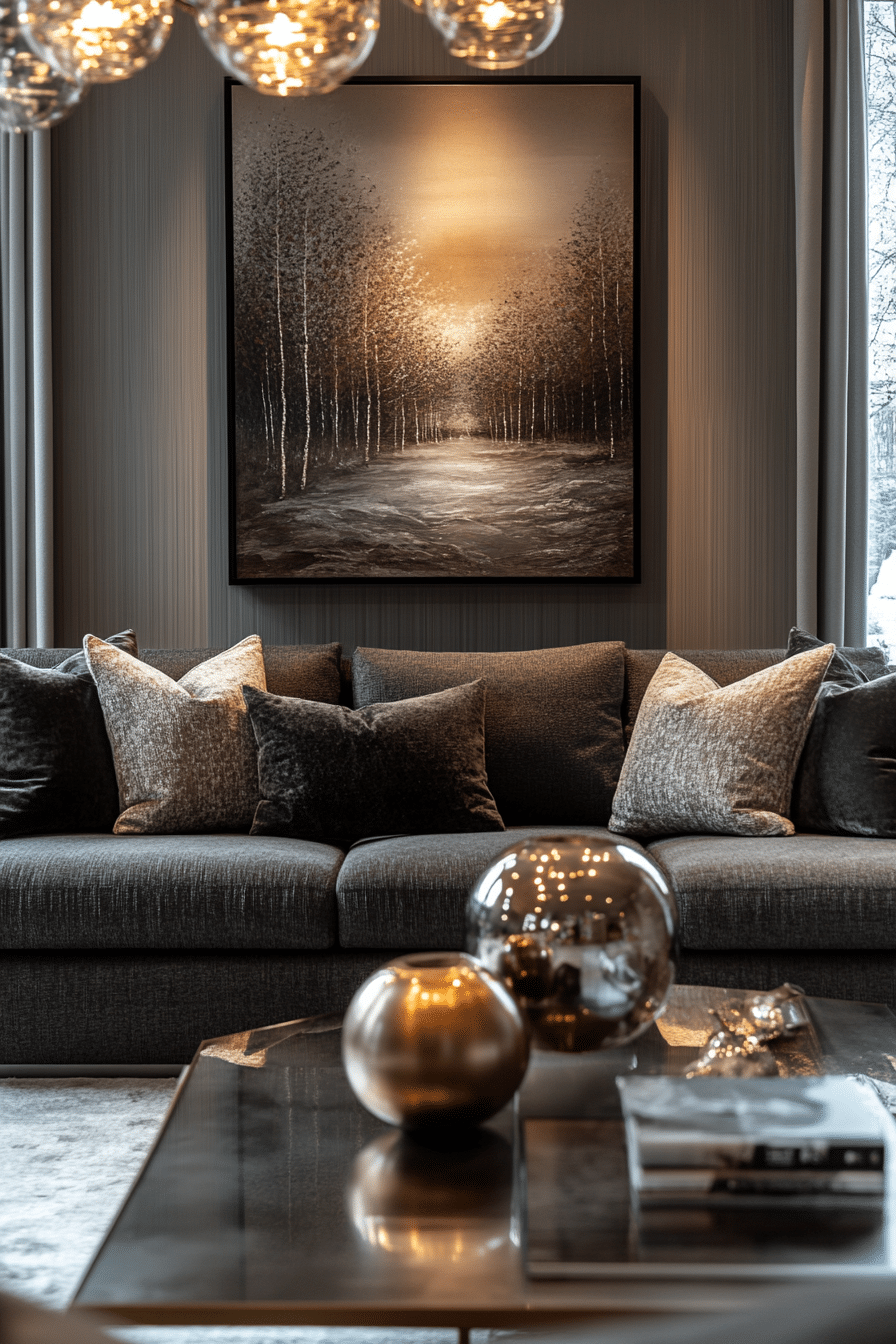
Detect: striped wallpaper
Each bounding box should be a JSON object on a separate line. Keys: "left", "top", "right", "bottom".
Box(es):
{"left": 51, "top": 0, "right": 795, "bottom": 652}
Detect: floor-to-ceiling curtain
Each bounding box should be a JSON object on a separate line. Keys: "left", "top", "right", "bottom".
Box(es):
{"left": 0, "top": 129, "right": 53, "bottom": 648}
{"left": 794, "top": 0, "right": 869, "bottom": 646}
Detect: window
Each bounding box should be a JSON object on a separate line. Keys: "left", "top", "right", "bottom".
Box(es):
{"left": 866, "top": 2, "right": 896, "bottom": 655}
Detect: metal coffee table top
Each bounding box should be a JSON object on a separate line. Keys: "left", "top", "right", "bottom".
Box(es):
{"left": 73, "top": 986, "right": 896, "bottom": 1327}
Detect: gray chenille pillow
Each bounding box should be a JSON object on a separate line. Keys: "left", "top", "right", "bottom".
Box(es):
{"left": 85, "top": 634, "right": 267, "bottom": 834}
{"left": 243, "top": 679, "right": 505, "bottom": 850}
{"left": 609, "top": 645, "right": 833, "bottom": 839}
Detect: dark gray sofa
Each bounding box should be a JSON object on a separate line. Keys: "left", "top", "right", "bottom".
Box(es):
{"left": 2, "top": 643, "right": 893, "bottom": 1065}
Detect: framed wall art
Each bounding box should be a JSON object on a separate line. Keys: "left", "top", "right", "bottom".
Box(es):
{"left": 226, "top": 76, "right": 640, "bottom": 583}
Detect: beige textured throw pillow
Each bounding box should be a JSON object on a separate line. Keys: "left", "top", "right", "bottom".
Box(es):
{"left": 84, "top": 634, "right": 267, "bottom": 834}
{"left": 608, "top": 645, "right": 834, "bottom": 839}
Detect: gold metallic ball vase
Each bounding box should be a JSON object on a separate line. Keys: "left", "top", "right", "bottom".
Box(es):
{"left": 468, "top": 834, "right": 677, "bottom": 1051}
{"left": 341, "top": 952, "right": 529, "bottom": 1130}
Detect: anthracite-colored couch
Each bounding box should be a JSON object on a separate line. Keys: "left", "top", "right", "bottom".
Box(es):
{"left": 2, "top": 643, "right": 893, "bottom": 1065}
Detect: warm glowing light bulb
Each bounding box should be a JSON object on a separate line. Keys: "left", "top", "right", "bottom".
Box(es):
{"left": 18, "top": 0, "right": 173, "bottom": 83}
{"left": 479, "top": 0, "right": 511, "bottom": 28}
{"left": 0, "top": 0, "right": 83, "bottom": 129}
{"left": 195, "top": 0, "right": 379, "bottom": 96}
{"left": 425, "top": 0, "right": 561, "bottom": 69}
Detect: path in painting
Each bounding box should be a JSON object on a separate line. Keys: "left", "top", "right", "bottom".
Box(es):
{"left": 237, "top": 438, "right": 634, "bottom": 579}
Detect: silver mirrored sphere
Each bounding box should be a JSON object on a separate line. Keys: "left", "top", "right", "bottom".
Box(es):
{"left": 342, "top": 951, "right": 529, "bottom": 1130}
{"left": 467, "top": 834, "right": 677, "bottom": 1051}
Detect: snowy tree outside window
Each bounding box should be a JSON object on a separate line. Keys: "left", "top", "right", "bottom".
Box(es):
{"left": 866, "top": 2, "right": 896, "bottom": 655}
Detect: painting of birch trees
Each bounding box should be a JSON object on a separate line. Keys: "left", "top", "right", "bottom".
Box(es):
{"left": 228, "top": 79, "right": 639, "bottom": 581}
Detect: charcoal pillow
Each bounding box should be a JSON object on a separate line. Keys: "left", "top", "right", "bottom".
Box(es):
{"left": 350, "top": 643, "right": 626, "bottom": 825}
{"left": 609, "top": 645, "right": 833, "bottom": 838}
{"left": 0, "top": 629, "right": 138, "bottom": 839}
{"left": 243, "top": 680, "right": 505, "bottom": 849}
{"left": 792, "top": 673, "right": 896, "bottom": 836}
{"left": 786, "top": 626, "right": 887, "bottom": 686}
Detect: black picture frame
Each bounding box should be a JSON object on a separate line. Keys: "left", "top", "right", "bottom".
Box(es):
{"left": 226, "top": 75, "right": 641, "bottom": 584}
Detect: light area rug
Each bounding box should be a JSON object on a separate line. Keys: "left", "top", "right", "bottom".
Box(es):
{"left": 0, "top": 1077, "right": 502, "bottom": 1344}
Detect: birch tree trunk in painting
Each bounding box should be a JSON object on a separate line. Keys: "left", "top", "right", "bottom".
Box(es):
{"left": 301, "top": 204, "right": 312, "bottom": 491}
{"left": 599, "top": 227, "right": 615, "bottom": 460}
{"left": 275, "top": 150, "right": 287, "bottom": 500}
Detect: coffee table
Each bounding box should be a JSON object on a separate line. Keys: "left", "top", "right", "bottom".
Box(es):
{"left": 73, "top": 986, "right": 896, "bottom": 1337}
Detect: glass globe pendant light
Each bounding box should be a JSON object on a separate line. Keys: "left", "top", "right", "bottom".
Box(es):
{"left": 425, "top": 0, "right": 563, "bottom": 70}
{"left": 18, "top": 0, "right": 174, "bottom": 84}
{"left": 0, "top": 0, "right": 83, "bottom": 130}
{"left": 195, "top": 0, "right": 379, "bottom": 97}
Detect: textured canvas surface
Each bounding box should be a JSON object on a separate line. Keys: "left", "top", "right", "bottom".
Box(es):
{"left": 86, "top": 635, "right": 266, "bottom": 835}
{"left": 351, "top": 643, "right": 626, "bottom": 825}
{"left": 609, "top": 646, "right": 834, "bottom": 838}
{"left": 246, "top": 680, "right": 504, "bottom": 850}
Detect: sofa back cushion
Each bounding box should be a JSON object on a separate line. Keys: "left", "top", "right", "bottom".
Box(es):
{"left": 624, "top": 645, "right": 888, "bottom": 744}
{"left": 351, "top": 642, "right": 626, "bottom": 825}
{"left": 2, "top": 643, "right": 343, "bottom": 704}
{"left": 623, "top": 650, "right": 786, "bottom": 744}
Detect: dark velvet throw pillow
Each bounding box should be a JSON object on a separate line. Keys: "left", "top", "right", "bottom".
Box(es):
{"left": 0, "top": 629, "right": 138, "bottom": 839}
{"left": 792, "top": 673, "right": 896, "bottom": 836}
{"left": 786, "top": 626, "right": 887, "bottom": 687}
{"left": 243, "top": 679, "right": 505, "bottom": 849}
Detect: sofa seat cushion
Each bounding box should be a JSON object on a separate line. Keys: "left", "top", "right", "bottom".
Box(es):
{"left": 648, "top": 834, "right": 896, "bottom": 951}
{"left": 336, "top": 826, "right": 647, "bottom": 949}
{"left": 0, "top": 834, "right": 342, "bottom": 950}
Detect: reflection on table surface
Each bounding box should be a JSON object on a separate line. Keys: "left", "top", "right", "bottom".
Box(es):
{"left": 74, "top": 986, "right": 896, "bottom": 1313}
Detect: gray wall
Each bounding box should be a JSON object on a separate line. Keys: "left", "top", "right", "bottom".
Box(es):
{"left": 52, "top": 0, "right": 795, "bottom": 652}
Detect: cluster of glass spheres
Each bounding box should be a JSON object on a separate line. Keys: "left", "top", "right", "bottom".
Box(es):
{"left": 0, "top": 0, "right": 563, "bottom": 131}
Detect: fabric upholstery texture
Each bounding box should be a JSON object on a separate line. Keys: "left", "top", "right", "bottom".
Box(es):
{"left": 622, "top": 649, "right": 785, "bottom": 743}
{"left": 0, "top": 644, "right": 342, "bottom": 701}
{"left": 246, "top": 680, "right": 504, "bottom": 849}
{"left": 678, "top": 950, "right": 896, "bottom": 1015}
{"left": 785, "top": 625, "right": 884, "bottom": 688}
{"left": 0, "top": 832, "right": 342, "bottom": 950}
{"left": 86, "top": 635, "right": 267, "bottom": 835}
{"left": 610, "top": 647, "right": 833, "bottom": 838}
{"left": 336, "top": 825, "right": 641, "bottom": 948}
{"left": 351, "top": 643, "right": 626, "bottom": 824}
{"left": 648, "top": 833, "right": 896, "bottom": 950}
{"left": 791, "top": 673, "right": 896, "bottom": 837}
{"left": 0, "top": 949, "right": 395, "bottom": 1063}
{"left": 0, "top": 630, "right": 137, "bottom": 839}
{"left": 142, "top": 643, "right": 342, "bottom": 702}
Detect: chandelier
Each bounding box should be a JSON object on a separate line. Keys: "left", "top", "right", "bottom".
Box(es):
{"left": 0, "top": 0, "right": 563, "bottom": 130}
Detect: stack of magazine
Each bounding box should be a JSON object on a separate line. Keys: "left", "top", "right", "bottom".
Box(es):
{"left": 617, "top": 1075, "right": 890, "bottom": 1208}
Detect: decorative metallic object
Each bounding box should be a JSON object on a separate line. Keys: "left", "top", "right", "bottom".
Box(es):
{"left": 195, "top": 0, "right": 378, "bottom": 96}
{"left": 19, "top": 0, "right": 174, "bottom": 83}
{"left": 684, "top": 983, "right": 809, "bottom": 1078}
{"left": 425, "top": 0, "right": 563, "bottom": 70}
{"left": 0, "top": 1, "right": 83, "bottom": 130}
{"left": 348, "top": 1126, "right": 512, "bottom": 1262}
{"left": 342, "top": 951, "right": 529, "bottom": 1130}
{"left": 468, "top": 835, "right": 676, "bottom": 1052}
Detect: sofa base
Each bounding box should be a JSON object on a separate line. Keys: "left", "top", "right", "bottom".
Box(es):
{"left": 0, "top": 950, "right": 401, "bottom": 1065}
{"left": 678, "top": 950, "right": 896, "bottom": 1013}
{"left": 6, "top": 948, "right": 892, "bottom": 1065}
